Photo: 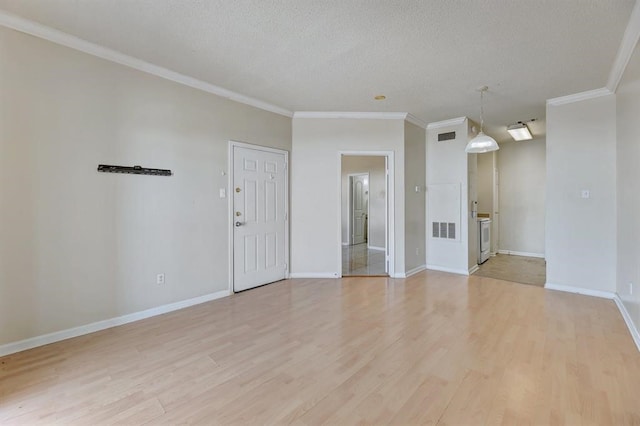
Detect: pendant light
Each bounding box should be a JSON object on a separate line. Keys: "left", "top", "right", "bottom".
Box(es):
{"left": 465, "top": 86, "right": 499, "bottom": 153}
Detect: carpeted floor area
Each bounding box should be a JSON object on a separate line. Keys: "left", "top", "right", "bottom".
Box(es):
{"left": 474, "top": 253, "right": 546, "bottom": 286}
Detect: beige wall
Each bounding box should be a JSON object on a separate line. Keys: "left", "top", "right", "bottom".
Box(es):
{"left": 291, "top": 118, "right": 405, "bottom": 276}
{"left": 0, "top": 27, "right": 291, "bottom": 346}
{"left": 477, "top": 152, "right": 494, "bottom": 215}
{"left": 341, "top": 156, "right": 386, "bottom": 248}
{"left": 616, "top": 41, "right": 640, "bottom": 334}
{"left": 404, "top": 122, "right": 426, "bottom": 272}
{"left": 497, "top": 139, "right": 546, "bottom": 256}
{"left": 546, "top": 94, "right": 616, "bottom": 292}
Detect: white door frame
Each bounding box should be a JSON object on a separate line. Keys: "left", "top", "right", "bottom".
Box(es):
{"left": 228, "top": 140, "right": 289, "bottom": 293}
{"left": 338, "top": 151, "right": 394, "bottom": 278}
{"left": 347, "top": 172, "right": 370, "bottom": 246}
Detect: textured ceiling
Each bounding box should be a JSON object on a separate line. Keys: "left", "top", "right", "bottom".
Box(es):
{"left": 0, "top": 0, "right": 635, "bottom": 141}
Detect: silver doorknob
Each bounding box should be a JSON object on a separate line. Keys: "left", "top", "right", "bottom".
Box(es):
{"left": 235, "top": 221, "right": 243, "bottom": 227}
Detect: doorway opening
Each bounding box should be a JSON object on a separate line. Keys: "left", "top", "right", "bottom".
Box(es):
{"left": 473, "top": 142, "right": 546, "bottom": 287}
{"left": 340, "top": 153, "right": 392, "bottom": 277}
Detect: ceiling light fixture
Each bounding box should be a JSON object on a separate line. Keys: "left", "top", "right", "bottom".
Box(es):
{"left": 507, "top": 121, "right": 533, "bottom": 141}
{"left": 465, "top": 86, "right": 499, "bottom": 154}
{"left": 374, "top": 95, "right": 386, "bottom": 100}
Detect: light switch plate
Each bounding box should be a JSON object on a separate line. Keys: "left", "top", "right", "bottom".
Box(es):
{"left": 219, "top": 188, "right": 226, "bottom": 198}
{"left": 581, "top": 190, "right": 590, "bottom": 199}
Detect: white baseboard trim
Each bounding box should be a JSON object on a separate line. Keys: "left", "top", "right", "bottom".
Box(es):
{"left": 367, "top": 245, "right": 386, "bottom": 251}
{"left": 394, "top": 265, "right": 426, "bottom": 279}
{"left": 498, "top": 250, "right": 545, "bottom": 259}
{"left": 468, "top": 265, "right": 479, "bottom": 275}
{"left": 426, "top": 264, "right": 470, "bottom": 276}
{"left": 544, "top": 283, "right": 615, "bottom": 299}
{"left": 613, "top": 295, "right": 640, "bottom": 352}
{"left": 0, "top": 289, "right": 231, "bottom": 358}
{"left": 289, "top": 272, "right": 339, "bottom": 279}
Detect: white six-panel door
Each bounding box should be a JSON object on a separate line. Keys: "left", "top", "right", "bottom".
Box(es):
{"left": 232, "top": 144, "right": 287, "bottom": 292}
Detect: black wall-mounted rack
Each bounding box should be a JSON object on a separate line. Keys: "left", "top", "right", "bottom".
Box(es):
{"left": 97, "top": 164, "right": 172, "bottom": 176}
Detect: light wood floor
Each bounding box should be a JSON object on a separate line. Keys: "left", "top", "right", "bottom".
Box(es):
{"left": 475, "top": 254, "right": 546, "bottom": 287}
{"left": 2, "top": 272, "right": 640, "bottom": 425}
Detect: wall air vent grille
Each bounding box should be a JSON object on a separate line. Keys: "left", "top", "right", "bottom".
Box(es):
{"left": 439, "top": 222, "right": 448, "bottom": 238}
{"left": 437, "top": 131, "right": 456, "bottom": 142}
{"left": 448, "top": 223, "right": 456, "bottom": 239}
{"left": 432, "top": 222, "right": 457, "bottom": 240}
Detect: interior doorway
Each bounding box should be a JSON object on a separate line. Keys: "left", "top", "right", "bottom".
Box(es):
{"left": 340, "top": 153, "right": 390, "bottom": 276}
{"left": 473, "top": 141, "right": 546, "bottom": 287}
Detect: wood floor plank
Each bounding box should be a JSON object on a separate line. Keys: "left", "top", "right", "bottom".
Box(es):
{"left": 2, "top": 272, "right": 640, "bottom": 425}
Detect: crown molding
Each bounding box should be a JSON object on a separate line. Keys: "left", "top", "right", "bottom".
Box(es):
{"left": 546, "top": 87, "right": 613, "bottom": 106}
{"left": 293, "top": 112, "right": 427, "bottom": 129}
{"left": 426, "top": 117, "right": 467, "bottom": 130}
{"left": 293, "top": 111, "right": 408, "bottom": 120}
{"left": 607, "top": 0, "right": 640, "bottom": 92}
{"left": 0, "top": 10, "right": 293, "bottom": 118}
{"left": 405, "top": 113, "right": 427, "bottom": 129}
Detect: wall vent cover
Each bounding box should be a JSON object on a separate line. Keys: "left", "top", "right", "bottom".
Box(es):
{"left": 439, "top": 222, "right": 448, "bottom": 239}
{"left": 437, "top": 131, "right": 456, "bottom": 142}
{"left": 448, "top": 223, "right": 456, "bottom": 239}
{"left": 432, "top": 222, "right": 457, "bottom": 239}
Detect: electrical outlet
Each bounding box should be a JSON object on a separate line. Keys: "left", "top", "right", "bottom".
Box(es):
{"left": 415, "top": 248, "right": 420, "bottom": 255}
{"left": 157, "top": 273, "right": 165, "bottom": 285}
{"left": 630, "top": 282, "right": 634, "bottom": 295}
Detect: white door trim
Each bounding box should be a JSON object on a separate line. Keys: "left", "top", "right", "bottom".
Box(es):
{"left": 228, "top": 141, "right": 289, "bottom": 293}
{"left": 338, "top": 151, "right": 395, "bottom": 278}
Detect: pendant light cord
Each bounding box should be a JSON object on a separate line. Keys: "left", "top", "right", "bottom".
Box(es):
{"left": 479, "top": 89, "right": 485, "bottom": 133}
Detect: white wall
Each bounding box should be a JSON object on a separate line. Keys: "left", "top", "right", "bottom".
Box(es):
{"left": 616, "top": 41, "right": 640, "bottom": 333}
{"left": 291, "top": 118, "right": 405, "bottom": 276}
{"left": 404, "top": 121, "right": 426, "bottom": 272}
{"left": 341, "top": 156, "right": 386, "bottom": 248}
{"left": 497, "top": 139, "right": 546, "bottom": 256}
{"left": 546, "top": 94, "right": 616, "bottom": 292}
{"left": 0, "top": 27, "right": 291, "bottom": 346}
{"left": 426, "top": 119, "right": 472, "bottom": 274}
